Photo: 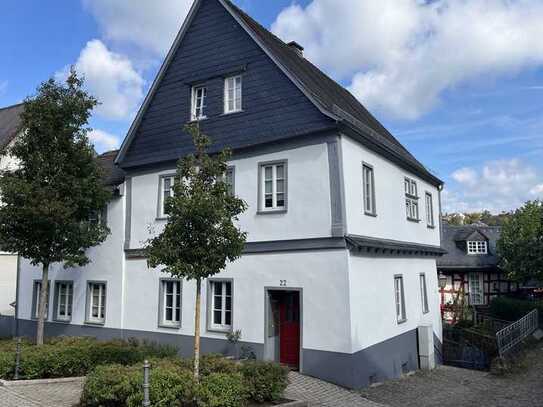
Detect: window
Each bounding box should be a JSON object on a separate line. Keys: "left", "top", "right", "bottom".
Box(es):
{"left": 32, "top": 281, "right": 49, "bottom": 320}
{"left": 54, "top": 282, "right": 73, "bottom": 322}
{"left": 362, "top": 164, "right": 376, "bottom": 215}
{"left": 159, "top": 280, "right": 182, "bottom": 328}
{"left": 225, "top": 167, "right": 235, "bottom": 196}
{"left": 420, "top": 274, "right": 429, "bottom": 314}
{"left": 394, "top": 276, "right": 406, "bottom": 323}
{"left": 159, "top": 176, "right": 175, "bottom": 218}
{"left": 405, "top": 177, "right": 419, "bottom": 221}
{"left": 469, "top": 273, "right": 484, "bottom": 305}
{"left": 191, "top": 86, "right": 207, "bottom": 120}
{"left": 259, "top": 162, "right": 287, "bottom": 212}
{"left": 467, "top": 241, "right": 488, "bottom": 255}
{"left": 89, "top": 207, "right": 107, "bottom": 227}
{"left": 224, "top": 75, "right": 242, "bottom": 114}
{"left": 86, "top": 282, "right": 106, "bottom": 324}
{"left": 425, "top": 192, "right": 434, "bottom": 227}
{"left": 209, "top": 280, "right": 232, "bottom": 331}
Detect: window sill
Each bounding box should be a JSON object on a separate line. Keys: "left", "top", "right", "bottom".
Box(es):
{"left": 207, "top": 327, "right": 232, "bottom": 334}
{"left": 407, "top": 218, "right": 421, "bottom": 223}
{"left": 221, "top": 110, "right": 244, "bottom": 117}
{"left": 188, "top": 117, "right": 208, "bottom": 124}
{"left": 53, "top": 319, "right": 72, "bottom": 324}
{"left": 158, "top": 323, "right": 181, "bottom": 330}
{"left": 397, "top": 318, "right": 407, "bottom": 325}
{"left": 84, "top": 320, "right": 105, "bottom": 327}
{"left": 364, "top": 211, "right": 378, "bottom": 218}
{"left": 155, "top": 217, "right": 169, "bottom": 221}
{"left": 427, "top": 224, "right": 436, "bottom": 229}
{"left": 257, "top": 209, "right": 287, "bottom": 215}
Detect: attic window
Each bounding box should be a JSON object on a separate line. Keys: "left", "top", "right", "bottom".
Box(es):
{"left": 467, "top": 241, "right": 488, "bottom": 255}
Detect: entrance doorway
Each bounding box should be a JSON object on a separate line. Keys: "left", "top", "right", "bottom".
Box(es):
{"left": 265, "top": 290, "right": 301, "bottom": 370}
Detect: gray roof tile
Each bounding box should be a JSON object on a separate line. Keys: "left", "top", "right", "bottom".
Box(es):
{"left": 0, "top": 103, "right": 25, "bottom": 150}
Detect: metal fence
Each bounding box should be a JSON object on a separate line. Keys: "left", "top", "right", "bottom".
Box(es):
{"left": 496, "top": 309, "right": 539, "bottom": 357}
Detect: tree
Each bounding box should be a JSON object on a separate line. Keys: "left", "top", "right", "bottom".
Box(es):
{"left": 497, "top": 201, "right": 543, "bottom": 282}
{"left": 0, "top": 71, "right": 111, "bottom": 345}
{"left": 146, "top": 123, "right": 247, "bottom": 380}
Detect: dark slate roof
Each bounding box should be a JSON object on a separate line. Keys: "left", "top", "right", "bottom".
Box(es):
{"left": 222, "top": 0, "right": 438, "bottom": 184}
{"left": 0, "top": 103, "right": 25, "bottom": 150}
{"left": 437, "top": 223, "right": 501, "bottom": 270}
{"left": 97, "top": 150, "right": 125, "bottom": 186}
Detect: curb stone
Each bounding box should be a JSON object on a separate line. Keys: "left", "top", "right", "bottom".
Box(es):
{"left": 0, "top": 377, "right": 85, "bottom": 387}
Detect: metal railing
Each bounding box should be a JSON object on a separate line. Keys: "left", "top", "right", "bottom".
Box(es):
{"left": 496, "top": 309, "right": 539, "bottom": 357}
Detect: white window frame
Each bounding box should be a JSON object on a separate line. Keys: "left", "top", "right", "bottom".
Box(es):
{"left": 32, "top": 280, "right": 49, "bottom": 320}
{"left": 158, "top": 175, "right": 175, "bottom": 218}
{"left": 191, "top": 85, "right": 207, "bottom": 121}
{"left": 159, "top": 279, "right": 182, "bottom": 328}
{"left": 86, "top": 282, "right": 106, "bottom": 325}
{"left": 405, "top": 177, "right": 419, "bottom": 221}
{"left": 259, "top": 161, "right": 287, "bottom": 212}
{"left": 420, "top": 274, "right": 429, "bottom": 314}
{"left": 225, "top": 167, "right": 235, "bottom": 196}
{"left": 425, "top": 192, "right": 434, "bottom": 227}
{"left": 208, "top": 280, "right": 233, "bottom": 332}
{"left": 55, "top": 281, "right": 73, "bottom": 322}
{"left": 394, "top": 275, "right": 407, "bottom": 323}
{"left": 467, "top": 241, "right": 488, "bottom": 255}
{"left": 224, "top": 75, "right": 242, "bottom": 114}
{"left": 469, "top": 273, "right": 484, "bottom": 305}
{"left": 362, "top": 163, "right": 376, "bottom": 216}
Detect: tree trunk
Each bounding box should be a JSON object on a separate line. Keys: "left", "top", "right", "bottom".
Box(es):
{"left": 36, "top": 263, "right": 49, "bottom": 346}
{"left": 193, "top": 278, "right": 202, "bottom": 381}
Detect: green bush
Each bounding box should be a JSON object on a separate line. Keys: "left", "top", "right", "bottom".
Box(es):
{"left": 489, "top": 297, "right": 543, "bottom": 323}
{"left": 0, "top": 336, "right": 177, "bottom": 380}
{"left": 197, "top": 373, "right": 248, "bottom": 407}
{"left": 240, "top": 361, "right": 289, "bottom": 403}
{"left": 81, "top": 364, "right": 140, "bottom": 407}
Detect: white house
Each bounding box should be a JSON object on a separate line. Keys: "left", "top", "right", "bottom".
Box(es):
{"left": 0, "top": 103, "right": 24, "bottom": 326}
{"left": 15, "top": 0, "right": 445, "bottom": 388}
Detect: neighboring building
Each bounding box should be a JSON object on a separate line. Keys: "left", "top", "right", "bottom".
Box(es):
{"left": 0, "top": 103, "right": 25, "bottom": 318}
{"left": 16, "top": 0, "right": 445, "bottom": 388}
{"left": 437, "top": 223, "right": 519, "bottom": 321}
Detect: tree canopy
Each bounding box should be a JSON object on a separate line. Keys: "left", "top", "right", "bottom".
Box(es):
{"left": 497, "top": 201, "right": 543, "bottom": 282}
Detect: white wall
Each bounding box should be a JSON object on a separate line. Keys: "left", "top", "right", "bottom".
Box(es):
{"left": 124, "top": 249, "right": 352, "bottom": 353}
{"left": 0, "top": 255, "right": 17, "bottom": 315}
{"left": 128, "top": 142, "right": 332, "bottom": 248}
{"left": 341, "top": 136, "right": 440, "bottom": 246}
{"left": 17, "top": 195, "right": 125, "bottom": 328}
{"left": 348, "top": 253, "right": 442, "bottom": 353}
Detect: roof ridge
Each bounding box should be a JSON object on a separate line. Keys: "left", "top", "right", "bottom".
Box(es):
{"left": 0, "top": 102, "right": 25, "bottom": 112}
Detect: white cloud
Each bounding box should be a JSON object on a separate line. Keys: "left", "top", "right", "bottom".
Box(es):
{"left": 530, "top": 184, "right": 543, "bottom": 197}
{"left": 82, "top": 0, "right": 192, "bottom": 56}
{"left": 59, "top": 40, "right": 145, "bottom": 120}
{"left": 444, "top": 159, "right": 542, "bottom": 213}
{"left": 0, "top": 80, "right": 7, "bottom": 96}
{"left": 272, "top": 0, "right": 543, "bottom": 119}
{"left": 88, "top": 129, "right": 120, "bottom": 152}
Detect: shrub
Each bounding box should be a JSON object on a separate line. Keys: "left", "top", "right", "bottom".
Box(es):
{"left": 489, "top": 297, "right": 543, "bottom": 323}
{"left": 197, "top": 373, "right": 248, "bottom": 407}
{"left": 0, "top": 352, "right": 14, "bottom": 379}
{"left": 240, "top": 361, "right": 289, "bottom": 403}
{"left": 81, "top": 364, "right": 140, "bottom": 407}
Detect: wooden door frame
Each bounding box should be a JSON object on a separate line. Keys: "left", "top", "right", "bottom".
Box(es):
{"left": 264, "top": 287, "right": 303, "bottom": 372}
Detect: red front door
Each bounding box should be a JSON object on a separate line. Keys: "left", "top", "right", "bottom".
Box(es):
{"left": 279, "top": 292, "right": 300, "bottom": 369}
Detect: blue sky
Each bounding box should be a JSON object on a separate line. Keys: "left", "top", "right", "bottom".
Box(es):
{"left": 1, "top": 0, "right": 542, "bottom": 213}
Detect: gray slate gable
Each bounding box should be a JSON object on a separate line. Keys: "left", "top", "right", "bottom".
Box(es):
{"left": 116, "top": 0, "right": 442, "bottom": 187}
{"left": 0, "top": 103, "right": 25, "bottom": 150}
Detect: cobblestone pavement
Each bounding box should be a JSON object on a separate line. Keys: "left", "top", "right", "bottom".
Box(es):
{"left": 0, "top": 378, "right": 84, "bottom": 407}
{"left": 285, "top": 372, "right": 386, "bottom": 407}
{"left": 361, "top": 345, "right": 543, "bottom": 407}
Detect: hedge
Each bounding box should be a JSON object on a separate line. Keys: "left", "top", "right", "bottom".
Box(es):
{"left": 80, "top": 357, "right": 289, "bottom": 407}
{"left": 0, "top": 337, "right": 177, "bottom": 380}
{"left": 489, "top": 297, "right": 543, "bottom": 324}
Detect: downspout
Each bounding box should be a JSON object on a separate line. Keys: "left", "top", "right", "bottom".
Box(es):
{"left": 15, "top": 254, "right": 21, "bottom": 338}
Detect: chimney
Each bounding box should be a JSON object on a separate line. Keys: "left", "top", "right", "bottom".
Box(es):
{"left": 287, "top": 41, "right": 304, "bottom": 57}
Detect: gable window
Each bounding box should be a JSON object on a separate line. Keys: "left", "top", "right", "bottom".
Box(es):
{"left": 209, "top": 280, "right": 232, "bottom": 331}
{"left": 86, "top": 282, "right": 106, "bottom": 325}
{"left": 394, "top": 276, "right": 406, "bottom": 323}
{"left": 54, "top": 281, "right": 73, "bottom": 322}
{"left": 191, "top": 85, "right": 207, "bottom": 120}
{"left": 32, "top": 280, "right": 50, "bottom": 320}
{"left": 225, "top": 167, "right": 235, "bottom": 196}
{"left": 159, "top": 279, "right": 182, "bottom": 328}
{"left": 405, "top": 177, "right": 419, "bottom": 221}
{"left": 467, "top": 241, "right": 488, "bottom": 255}
{"left": 468, "top": 273, "right": 484, "bottom": 305}
{"left": 224, "top": 75, "right": 242, "bottom": 114}
{"left": 362, "top": 163, "right": 376, "bottom": 216}
{"left": 259, "top": 162, "right": 287, "bottom": 212}
{"left": 420, "top": 274, "right": 429, "bottom": 314}
{"left": 159, "top": 175, "right": 175, "bottom": 218}
{"left": 425, "top": 192, "right": 434, "bottom": 227}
